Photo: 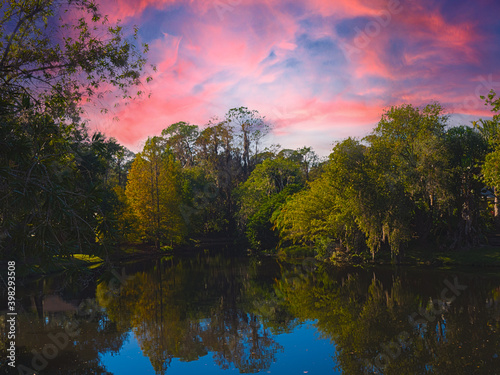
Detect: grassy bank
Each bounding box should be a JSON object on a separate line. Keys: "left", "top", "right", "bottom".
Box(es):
{"left": 402, "top": 245, "right": 500, "bottom": 267}
{"left": 276, "top": 242, "right": 500, "bottom": 268}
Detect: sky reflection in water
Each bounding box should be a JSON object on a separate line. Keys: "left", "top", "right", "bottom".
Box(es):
{"left": 100, "top": 322, "right": 338, "bottom": 374}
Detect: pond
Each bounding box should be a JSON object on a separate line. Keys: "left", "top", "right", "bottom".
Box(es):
{"left": 1, "top": 252, "right": 500, "bottom": 374}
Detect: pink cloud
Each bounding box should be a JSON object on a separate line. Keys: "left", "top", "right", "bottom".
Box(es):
{"left": 98, "top": 0, "right": 177, "bottom": 22}
{"left": 83, "top": 0, "right": 500, "bottom": 156}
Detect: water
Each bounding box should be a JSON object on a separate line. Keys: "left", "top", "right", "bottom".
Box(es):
{"left": 1, "top": 253, "right": 500, "bottom": 374}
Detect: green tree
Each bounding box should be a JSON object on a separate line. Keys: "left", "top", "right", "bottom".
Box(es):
{"left": 0, "top": 0, "right": 151, "bottom": 261}
{"left": 274, "top": 138, "right": 368, "bottom": 260}
{"left": 278, "top": 147, "right": 320, "bottom": 180}
{"left": 192, "top": 119, "right": 239, "bottom": 234}
{"left": 362, "top": 104, "right": 449, "bottom": 256}
{"left": 161, "top": 122, "right": 199, "bottom": 167}
{"left": 275, "top": 104, "right": 490, "bottom": 261}
{"left": 237, "top": 157, "right": 304, "bottom": 223}
{"left": 444, "top": 126, "right": 488, "bottom": 246}
{"left": 0, "top": 0, "right": 151, "bottom": 117}
{"left": 478, "top": 90, "right": 500, "bottom": 220}
{"left": 236, "top": 155, "right": 305, "bottom": 250}
{"left": 0, "top": 106, "right": 129, "bottom": 260}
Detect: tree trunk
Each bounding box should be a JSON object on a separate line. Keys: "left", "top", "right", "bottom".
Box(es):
{"left": 495, "top": 187, "right": 500, "bottom": 228}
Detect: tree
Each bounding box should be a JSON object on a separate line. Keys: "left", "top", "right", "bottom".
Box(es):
{"left": 274, "top": 138, "right": 368, "bottom": 260}
{"left": 483, "top": 151, "right": 500, "bottom": 194}
{"left": 477, "top": 90, "right": 500, "bottom": 220}
{"left": 107, "top": 146, "right": 135, "bottom": 188}
{"left": 161, "top": 122, "right": 199, "bottom": 168}
{"left": 363, "top": 103, "right": 449, "bottom": 256}
{"left": 236, "top": 156, "right": 305, "bottom": 250}
{"left": 125, "top": 137, "right": 185, "bottom": 249}
{"left": 237, "top": 157, "right": 303, "bottom": 222}
{"left": 278, "top": 147, "right": 320, "bottom": 180}
{"left": 225, "top": 107, "right": 270, "bottom": 177}
{"left": 0, "top": 0, "right": 151, "bottom": 118}
{"left": 275, "top": 103, "right": 490, "bottom": 261}
{"left": 0, "top": 0, "right": 151, "bottom": 261}
{"left": 191, "top": 119, "right": 239, "bottom": 234}
{"left": 442, "top": 127, "right": 487, "bottom": 246}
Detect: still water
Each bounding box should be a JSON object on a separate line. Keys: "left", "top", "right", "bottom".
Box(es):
{"left": 1, "top": 253, "right": 500, "bottom": 374}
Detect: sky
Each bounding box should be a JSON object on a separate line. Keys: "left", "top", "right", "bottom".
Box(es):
{"left": 86, "top": 0, "right": 500, "bottom": 156}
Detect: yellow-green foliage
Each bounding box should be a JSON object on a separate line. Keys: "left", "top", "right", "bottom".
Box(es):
{"left": 125, "top": 137, "right": 186, "bottom": 246}
{"left": 275, "top": 104, "right": 491, "bottom": 259}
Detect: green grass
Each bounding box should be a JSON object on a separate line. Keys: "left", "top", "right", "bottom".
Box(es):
{"left": 12, "top": 254, "right": 104, "bottom": 278}
{"left": 435, "top": 246, "right": 500, "bottom": 266}
{"left": 404, "top": 244, "right": 500, "bottom": 267}
{"left": 71, "top": 254, "right": 104, "bottom": 268}
{"left": 72, "top": 254, "right": 103, "bottom": 262}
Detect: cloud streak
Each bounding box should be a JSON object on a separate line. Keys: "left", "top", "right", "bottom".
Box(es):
{"left": 88, "top": 0, "right": 500, "bottom": 155}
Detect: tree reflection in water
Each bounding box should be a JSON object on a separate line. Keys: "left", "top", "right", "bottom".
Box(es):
{"left": 275, "top": 262, "right": 500, "bottom": 374}
{"left": 1, "top": 254, "right": 499, "bottom": 374}
{"left": 97, "top": 254, "right": 285, "bottom": 374}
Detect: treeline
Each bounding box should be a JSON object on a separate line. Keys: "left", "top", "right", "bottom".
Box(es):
{"left": 277, "top": 101, "right": 500, "bottom": 261}
{"left": 118, "top": 99, "right": 500, "bottom": 262}
{"left": 4, "top": 90, "right": 500, "bottom": 263}
{"left": 117, "top": 109, "right": 321, "bottom": 251}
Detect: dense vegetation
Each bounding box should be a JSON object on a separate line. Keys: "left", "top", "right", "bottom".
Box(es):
{"left": 0, "top": 0, "right": 151, "bottom": 262}
{"left": 276, "top": 103, "right": 500, "bottom": 261}
{"left": 2, "top": 1, "right": 500, "bottom": 266}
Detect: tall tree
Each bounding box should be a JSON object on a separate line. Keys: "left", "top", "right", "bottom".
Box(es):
{"left": 478, "top": 90, "right": 500, "bottom": 220}
{"left": 125, "top": 137, "right": 185, "bottom": 249}
{"left": 364, "top": 103, "right": 449, "bottom": 256}
{"left": 275, "top": 103, "right": 490, "bottom": 261}
{"left": 0, "top": 0, "right": 151, "bottom": 260}
{"left": 444, "top": 126, "right": 487, "bottom": 246}
{"left": 161, "top": 122, "right": 199, "bottom": 168}
{"left": 193, "top": 119, "right": 238, "bottom": 234}
{"left": 225, "top": 107, "right": 270, "bottom": 177}
{"left": 236, "top": 155, "right": 305, "bottom": 250}
{"left": 275, "top": 138, "right": 368, "bottom": 259}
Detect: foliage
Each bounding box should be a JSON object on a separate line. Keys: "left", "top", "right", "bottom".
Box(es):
{"left": 125, "top": 137, "right": 186, "bottom": 248}
{"left": 275, "top": 138, "right": 368, "bottom": 258}
{"left": 443, "top": 126, "right": 488, "bottom": 246}
{"left": 0, "top": 0, "right": 152, "bottom": 118}
{"left": 0, "top": 103, "right": 127, "bottom": 260}
{"left": 0, "top": 0, "right": 151, "bottom": 261}
{"left": 235, "top": 154, "right": 310, "bottom": 250}
{"left": 480, "top": 90, "right": 500, "bottom": 207}
{"left": 275, "top": 103, "right": 491, "bottom": 262}
{"left": 225, "top": 106, "right": 270, "bottom": 177}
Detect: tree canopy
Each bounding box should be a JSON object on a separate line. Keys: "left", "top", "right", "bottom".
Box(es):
{"left": 0, "top": 0, "right": 150, "bottom": 261}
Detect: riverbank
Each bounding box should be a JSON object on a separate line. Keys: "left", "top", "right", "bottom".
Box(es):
{"left": 276, "top": 242, "right": 500, "bottom": 268}
{"left": 401, "top": 244, "right": 500, "bottom": 267}
{"left": 5, "top": 238, "right": 500, "bottom": 281}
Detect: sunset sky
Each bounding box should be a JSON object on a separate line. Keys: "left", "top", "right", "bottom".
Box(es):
{"left": 87, "top": 0, "right": 500, "bottom": 155}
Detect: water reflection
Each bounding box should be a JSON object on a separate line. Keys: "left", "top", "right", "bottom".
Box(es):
{"left": 277, "top": 264, "right": 500, "bottom": 374}
{"left": 97, "top": 255, "right": 283, "bottom": 374}
{"left": 1, "top": 254, "right": 499, "bottom": 374}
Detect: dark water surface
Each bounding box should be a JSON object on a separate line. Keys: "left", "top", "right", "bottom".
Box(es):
{"left": 1, "top": 253, "right": 500, "bottom": 374}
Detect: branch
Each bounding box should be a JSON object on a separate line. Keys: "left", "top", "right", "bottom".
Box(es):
{"left": 0, "top": 2, "right": 47, "bottom": 70}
